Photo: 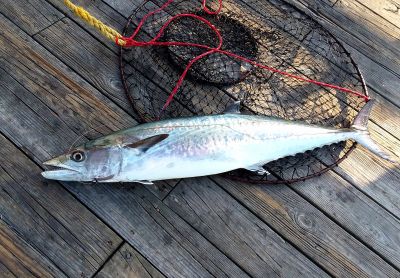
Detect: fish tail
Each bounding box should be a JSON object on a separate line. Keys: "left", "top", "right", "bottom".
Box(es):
{"left": 351, "top": 99, "right": 396, "bottom": 163}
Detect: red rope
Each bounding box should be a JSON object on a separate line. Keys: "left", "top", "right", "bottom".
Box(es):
{"left": 118, "top": 0, "right": 369, "bottom": 113}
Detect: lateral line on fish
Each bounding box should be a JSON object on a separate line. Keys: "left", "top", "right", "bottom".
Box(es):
{"left": 135, "top": 124, "right": 346, "bottom": 142}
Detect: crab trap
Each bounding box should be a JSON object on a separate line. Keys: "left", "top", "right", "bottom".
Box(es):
{"left": 114, "top": 0, "right": 369, "bottom": 184}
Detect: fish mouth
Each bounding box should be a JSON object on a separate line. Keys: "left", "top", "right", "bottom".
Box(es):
{"left": 41, "top": 159, "right": 82, "bottom": 181}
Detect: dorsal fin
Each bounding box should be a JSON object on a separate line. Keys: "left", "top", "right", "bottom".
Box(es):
{"left": 351, "top": 99, "right": 375, "bottom": 130}
{"left": 124, "top": 134, "right": 169, "bottom": 152}
{"left": 223, "top": 101, "right": 241, "bottom": 114}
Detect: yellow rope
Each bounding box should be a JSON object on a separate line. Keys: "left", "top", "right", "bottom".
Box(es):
{"left": 64, "top": 0, "right": 126, "bottom": 46}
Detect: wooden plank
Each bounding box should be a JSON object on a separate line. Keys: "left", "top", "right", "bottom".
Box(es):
{"left": 47, "top": 0, "right": 128, "bottom": 33}
{"left": 224, "top": 0, "right": 400, "bottom": 137}
{"left": 96, "top": 243, "right": 165, "bottom": 278}
{"left": 0, "top": 219, "right": 64, "bottom": 278}
{"left": 113, "top": 0, "right": 400, "bottom": 145}
{"left": 367, "top": 88, "right": 400, "bottom": 140}
{"left": 213, "top": 176, "right": 400, "bottom": 277}
{"left": 285, "top": 0, "right": 400, "bottom": 68}
{"left": 33, "top": 18, "right": 182, "bottom": 195}
{"left": 59, "top": 0, "right": 400, "bottom": 242}
{"left": 121, "top": 0, "right": 400, "bottom": 151}
{"left": 0, "top": 34, "right": 136, "bottom": 159}
{"left": 164, "top": 178, "right": 328, "bottom": 278}
{"left": 279, "top": 66, "right": 400, "bottom": 158}
{"left": 0, "top": 0, "right": 63, "bottom": 35}
{"left": 62, "top": 0, "right": 400, "bottom": 214}
{"left": 0, "top": 14, "right": 249, "bottom": 278}
{"left": 341, "top": 41, "right": 400, "bottom": 109}
{"left": 64, "top": 183, "right": 250, "bottom": 278}
{"left": 102, "top": 0, "right": 143, "bottom": 17}
{"left": 26, "top": 0, "right": 400, "bottom": 274}
{"left": 332, "top": 146, "right": 400, "bottom": 218}
{"left": 280, "top": 0, "right": 400, "bottom": 106}
{"left": 0, "top": 261, "right": 17, "bottom": 278}
{"left": 285, "top": 166, "right": 400, "bottom": 269}
{"left": 343, "top": 0, "right": 400, "bottom": 35}
{"left": 33, "top": 18, "right": 194, "bottom": 120}
{"left": 55, "top": 0, "right": 400, "bottom": 149}
{"left": 0, "top": 132, "right": 122, "bottom": 277}
{"left": 33, "top": 16, "right": 135, "bottom": 116}
{"left": 1, "top": 12, "right": 174, "bottom": 198}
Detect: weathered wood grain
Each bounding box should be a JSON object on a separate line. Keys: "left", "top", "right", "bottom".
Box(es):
{"left": 286, "top": 167, "right": 400, "bottom": 269}
{"left": 341, "top": 0, "right": 400, "bottom": 38}
{"left": 96, "top": 243, "right": 165, "bottom": 278}
{"left": 122, "top": 0, "right": 400, "bottom": 160}
{"left": 0, "top": 0, "right": 63, "bottom": 35}
{"left": 33, "top": 18, "right": 183, "bottom": 195}
{"left": 341, "top": 41, "right": 400, "bottom": 108}
{"left": 164, "top": 178, "right": 328, "bottom": 278}
{"left": 0, "top": 18, "right": 136, "bottom": 158}
{"left": 226, "top": 0, "right": 400, "bottom": 136}
{"left": 56, "top": 0, "right": 399, "bottom": 151}
{"left": 358, "top": 0, "right": 400, "bottom": 27}
{"left": 65, "top": 182, "right": 251, "bottom": 278}
{"left": 49, "top": 3, "right": 400, "bottom": 271}
{"left": 367, "top": 88, "right": 400, "bottom": 141}
{"left": 213, "top": 176, "right": 400, "bottom": 277}
{"left": 332, "top": 146, "right": 400, "bottom": 218}
{"left": 286, "top": 0, "right": 400, "bottom": 67}
{"left": 114, "top": 0, "right": 400, "bottom": 149}
{"left": 0, "top": 261, "right": 17, "bottom": 278}
{"left": 33, "top": 18, "right": 194, "bottom": 120}
{"left": 0, "top": 132, "right": 122, "bottom": 277}
{"left": 34, "top": 16, "right": 133, "bottom": 115}
{"left": 2, "top": 1, "right": 400, "bottom": 277}
{"left": 1, "top": 12, "right": 174, "bottom": 198}
{"left": 280, "top": 0, "right": 400, "bottom": 107}
{"left": 0, "top": 218, "right": 64, "bottom": 278}
{"left": 102, "top": 0, "right": 143, "bottom": 17}
{"left": 0, "top": 14, "right": 249, "bottom": 278}
{"left": 47, "top": 0, "right": 128, "bottom": 35}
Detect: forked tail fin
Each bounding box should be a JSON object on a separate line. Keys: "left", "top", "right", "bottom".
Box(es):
{"left": 351, "top": 100, "right": 396, "bottom": 163}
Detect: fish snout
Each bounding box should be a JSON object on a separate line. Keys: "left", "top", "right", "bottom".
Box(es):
{"left": 41, "top": 156, "right": 83, "bottom": 181}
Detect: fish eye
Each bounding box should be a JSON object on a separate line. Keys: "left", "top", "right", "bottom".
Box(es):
{"left": 71, "top": 151, "right": 86, "bottom": 162}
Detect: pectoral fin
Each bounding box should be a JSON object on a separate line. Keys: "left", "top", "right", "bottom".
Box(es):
{"left": 124, "top": 134, "right": 169, "bottom": 152}
{"left": 245, "top": 165, "right": 270, "bottom": 175}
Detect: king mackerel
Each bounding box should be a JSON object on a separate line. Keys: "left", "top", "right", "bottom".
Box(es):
{"left": 42, "top": 100, "right": 395, "bottom": 184}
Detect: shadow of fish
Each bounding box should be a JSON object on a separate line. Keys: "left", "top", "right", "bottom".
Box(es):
{"left": 42, "top": 100, "right": 395, "bottom": 183}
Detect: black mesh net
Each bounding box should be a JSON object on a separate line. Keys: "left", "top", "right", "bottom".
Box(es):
{"left": 120, "top": 0, "right": 368, "bottom": 184}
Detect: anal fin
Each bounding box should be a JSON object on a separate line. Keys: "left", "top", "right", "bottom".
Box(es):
{"left": 133, "top": 180, "right": 154, "bottom": 185}
{"left": 244, "top": 165, "right": 270, "bottom": 175}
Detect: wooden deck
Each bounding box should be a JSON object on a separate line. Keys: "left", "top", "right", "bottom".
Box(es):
{"left": 1, "top": 0, "right": 399, "bottom": 277}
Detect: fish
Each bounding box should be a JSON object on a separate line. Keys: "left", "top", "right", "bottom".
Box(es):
{"left": 42, "top": 100, "right": 395, "bottom": 183}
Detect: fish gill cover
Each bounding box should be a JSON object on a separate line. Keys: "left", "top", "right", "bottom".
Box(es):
{"left": 120, "top": 0, "right": 368, "bottom": 184}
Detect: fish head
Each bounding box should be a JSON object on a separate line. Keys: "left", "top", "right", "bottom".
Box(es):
{"left": 42, "top": 144, "right": 122, "bottom": 182}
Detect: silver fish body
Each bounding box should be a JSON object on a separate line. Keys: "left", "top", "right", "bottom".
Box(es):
{"left": 42, "top": 100, "right": 394, "bottom": 183}
{"left": 109, "top": 114, "right": 353, "bottom": 181}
